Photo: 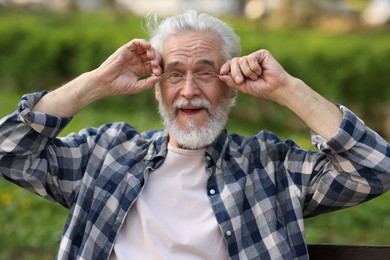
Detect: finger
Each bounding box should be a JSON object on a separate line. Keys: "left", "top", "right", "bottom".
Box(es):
{"left": 248, "top": 54, "right": 263, "bottom": 76}
{"left": 143, "top": 55, "right": 162, "bottom": 77}
{"left": 150, "top": 51, "right": 162, "bottom": 76}
{"left": 101, "top": 39, "right": 151, "bottom": 69}
{"left": 146, "top": 46, "right": 157, "bottom": 60}
{"left": 133, "top": 75, "right": 160, "bottom": 94}
{"left": 219, "top": 74, "right": 240, "bottom": 90}
{"left": 151, "top": 63, "right": 162, "bottom": 76}
{"left": 139, "top": 42, "right": 162, "bottom": 76}
{"left": 220, "top": 60, "right": 231, "bottom": 75}
{"left": 136, "top": 52, "right": 150, "bottom": 64}
{"left": 125, "top": 39, "right": 150, "bottom": 51}
{"left": 238, "top": 57, "right": 259, "bottom": 81}
{"left": 142, "top": 74, "right": 160, "bottom": 88}
{"left": 138, "top": 48, "right": 159, "bottom": 67}
{"left": 126, "top": 43, "right": 159, "bottom": 75}
{"left": 142, "top": 61, "right": 154, "bottom": 75}
{"left": 229, "top": 57, "right": 244, "bottom": 84}
{"left": 125, "top": 40, "right": 154, "bottom": 63}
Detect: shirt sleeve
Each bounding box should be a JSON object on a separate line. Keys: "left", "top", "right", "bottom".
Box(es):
{"left": 0, "top": 91, "right": 76, "bottom": 207}
{"left": 303, "top": 105, "right": 390, "bottom": 216}
{"left": 17, "top": 91, "right": 72, "bottom": 138}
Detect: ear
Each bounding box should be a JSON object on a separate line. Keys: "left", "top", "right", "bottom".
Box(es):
{"left": 155, "top": 83, "right": 161, "bottom": 102}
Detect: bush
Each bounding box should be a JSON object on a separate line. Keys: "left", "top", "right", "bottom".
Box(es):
{"left": 0, "top": 10, "right": 144, "bottom": 90}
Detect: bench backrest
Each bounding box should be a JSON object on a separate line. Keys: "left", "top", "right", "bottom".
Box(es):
{"left": 308, "top": 244, "right": 390, "bottom": 260}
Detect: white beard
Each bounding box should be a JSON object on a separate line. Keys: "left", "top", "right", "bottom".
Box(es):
{"left": 158, "top": 96, "right": 234, "bottom": 149}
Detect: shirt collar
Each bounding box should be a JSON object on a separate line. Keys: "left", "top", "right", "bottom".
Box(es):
{"left": 143, "top": 128, "right": 229, "bottom": 170}
{"left": 143, "top": 129, "right": 169, "bottom": 166}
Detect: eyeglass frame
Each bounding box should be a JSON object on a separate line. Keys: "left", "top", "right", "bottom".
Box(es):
{"left": 158, "top": 71, "right": 222, "bottom": 88}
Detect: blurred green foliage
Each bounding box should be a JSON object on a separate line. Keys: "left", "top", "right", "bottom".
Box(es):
{"left": 0, "top": 9, "right": 390, "bottom": 259}
{"left": 1, "top": 9, "right": 390, "bottom": 137}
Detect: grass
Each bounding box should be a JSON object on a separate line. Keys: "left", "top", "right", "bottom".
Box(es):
{"left": 0, "top": 180, "right": 67, "bottom": 260}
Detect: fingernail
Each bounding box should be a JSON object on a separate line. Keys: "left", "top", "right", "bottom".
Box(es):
{"left": 235, "top": 75, "right": 242, "bottom": 83}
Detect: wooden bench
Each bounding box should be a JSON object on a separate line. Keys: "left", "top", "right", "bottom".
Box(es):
{"left": 308, "top": 244, "right": 390, "bottom": 260}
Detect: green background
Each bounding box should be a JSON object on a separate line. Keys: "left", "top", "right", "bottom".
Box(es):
{"left": 0, "top": 9, "right": 389, "bottom": 259}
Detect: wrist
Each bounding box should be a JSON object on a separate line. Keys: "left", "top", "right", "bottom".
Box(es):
{"left": 270, "top": 76, "right": 303, "bottom": 108}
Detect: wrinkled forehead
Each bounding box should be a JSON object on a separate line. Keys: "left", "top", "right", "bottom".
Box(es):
{"left": 164, "top": 59, "right": 219, "bottom": 72}
{"left": 161, "top": 31, "right": 224, "bottom": 70}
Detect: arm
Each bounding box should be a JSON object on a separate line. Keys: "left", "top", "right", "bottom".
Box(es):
{"left": 0, "top": 39, "right": 162, "bottom": 206}
{"left": 219, "top": 49, "right": 342, "bottom": 140}
{"left": 220, "top": 50, "right": 390, "bottom": 215}
{"left": 219, "top": 49, "right": 390, "bottom": 214}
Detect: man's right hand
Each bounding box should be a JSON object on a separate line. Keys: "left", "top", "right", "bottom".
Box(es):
{"left": 32, "top": 39, "right": 161, "bottom": 118}
{"left": 92, "top": 39, "right": 162, "bottom": 97}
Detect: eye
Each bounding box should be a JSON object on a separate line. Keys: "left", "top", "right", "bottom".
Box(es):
{"left": 195, "top": 71, "right": 218, "bottom": 81}
{"left": 198, "top": 71, "right": 214, "bottom": 78}
{"left": 169, "top": 72, "right": 183, "bottom": 78}
{"left": 167, "top": 72, "right": 184, "bottom": 83}
{"left": 193, "top": 71, "right": 219, "bottom": 86}
{"left": 194, "top": 71, "right": 217, "bottom": 82}
{"left": 160, "top": 72, "right": 184, "bottom": 85}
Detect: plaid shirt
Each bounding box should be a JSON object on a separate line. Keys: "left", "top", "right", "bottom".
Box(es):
{"left": 1, "top": 91, "right": 390, "bottom": 260}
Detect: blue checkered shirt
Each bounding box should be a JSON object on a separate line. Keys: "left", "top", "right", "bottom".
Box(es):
{"left": 1, "top": 91, "right": 390, "bottom": 260}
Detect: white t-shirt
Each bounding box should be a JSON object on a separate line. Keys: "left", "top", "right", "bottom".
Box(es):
{"left": 111, "top": 144, "right": 228, "bottom": 260}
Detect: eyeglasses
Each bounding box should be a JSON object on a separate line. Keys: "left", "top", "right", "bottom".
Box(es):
{"left": 159, "top": 71, "right": 221, "bottom": 88}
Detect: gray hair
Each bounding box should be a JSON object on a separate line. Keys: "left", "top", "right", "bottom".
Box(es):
{"left": 146, "top": 10, "right": 241, "bottom": 62}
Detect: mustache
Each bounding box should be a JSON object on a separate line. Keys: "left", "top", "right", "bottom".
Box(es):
{"left": 172, "top": 98, "right": 211, "bottom": 112}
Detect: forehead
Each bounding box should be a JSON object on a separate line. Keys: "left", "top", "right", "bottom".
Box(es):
{"left": 162, "top": 31, "right": 224, "bottom": 70}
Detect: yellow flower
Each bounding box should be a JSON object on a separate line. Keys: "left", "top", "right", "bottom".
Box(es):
{"left": 1, "top": 193, "right": 13, "bottom": 205}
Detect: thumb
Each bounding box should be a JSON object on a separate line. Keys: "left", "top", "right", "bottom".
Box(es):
{"left": 219, "top": 74, "right": 241, "bottom": 90}
{"left": 140, "top": 74, "right": 160, "bottom": 89}
{"left": 129, "top": 74, "right": 160, "bottom": 94}
{"left": 144, "top": 74, "right": 160, "bottom": 87}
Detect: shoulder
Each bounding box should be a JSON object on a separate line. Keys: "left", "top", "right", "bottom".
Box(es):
{"left": 77, "top": 122, "right": 139, "bottom": 139}
{"left": 66, "top": 122, "right": 164, "bottom": 147}
{"left": 229, "top": 130, "right": 298, "bottom": 148}
{"left": 227, "top": 130, "right": 302, "bottom": 159}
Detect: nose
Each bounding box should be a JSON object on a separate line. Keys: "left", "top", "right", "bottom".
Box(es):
{"left": 180, "top": 76, "right": 201, "bottom": 99}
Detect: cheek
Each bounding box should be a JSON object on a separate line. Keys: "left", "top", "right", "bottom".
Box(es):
{"left": 158, "top": 88, "right": 177, "bottom": 109}
{"left": 157, "top": 86, "right": 169, "bottom": 102}
{"left": 208, "top": 86, "right": 231, "bottom": 104}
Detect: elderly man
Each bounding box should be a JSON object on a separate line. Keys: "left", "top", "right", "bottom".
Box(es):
{"left": 0, "top": 10, "right": 389, "bottom": 260}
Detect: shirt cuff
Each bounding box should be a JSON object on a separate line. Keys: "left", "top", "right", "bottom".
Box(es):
{"left": 312, "top": 105, "right": 366, "bottom": 153}
{"left": 17, "top": 91, "right": 72, "bottom": 138}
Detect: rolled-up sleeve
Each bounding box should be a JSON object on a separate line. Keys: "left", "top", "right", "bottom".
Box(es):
{"left": 305, "top": 105, "right": 390, "bottom": 216}
{"left": 18, "top": 91, "right": 71, "bottom": 137}
{"left": 0, "top": 91, "right": 73, "bottom": 206}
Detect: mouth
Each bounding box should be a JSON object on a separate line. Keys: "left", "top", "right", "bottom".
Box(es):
{"left": 178, "top": 106, "right": 207, "bottom": 115}
{"left": 172, "top": 98, "right": 211, "bottom": 117}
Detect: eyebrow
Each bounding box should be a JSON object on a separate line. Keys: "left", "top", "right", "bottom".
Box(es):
{"left": 164, "top": 59, "right": 217, "bottom": 71}
{"left": 196, "top": 59, "right": 217, "bottom": 68}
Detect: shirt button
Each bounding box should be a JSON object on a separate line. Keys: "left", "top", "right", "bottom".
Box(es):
{"left": 226, "top": 230, "right": 232, "bottom": 236}
{"left": 209, "top": 189, "right": 216, "bottom": 195}
{"left": 205, "top": 155, "right": 211, "bottom": 161}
